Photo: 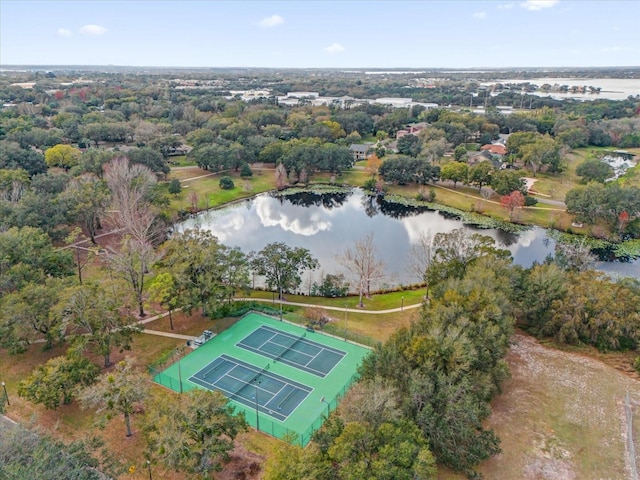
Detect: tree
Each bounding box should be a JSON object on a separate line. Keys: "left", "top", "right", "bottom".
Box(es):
{"left": 519, "top": 134, "right": 561, "bottom": 176}
{"left": 0, "top": 141, "right": 47, "bottom": 176}
{"left": 0, "top": 278, "right": 67, "bottom": 353}
{"left": 422, "top": 138, "right": 447, "bottom": 164}
{"left": 0, "top": 226, "right": 74, "bottom": 296}
{"left": 127, "top": 147, "right": 169, "bottom": 177}
{"left": 18, "top": 354, "right": 99, "bottom": 409}
{"left": 379, "top": 155, "right": 418, "bottom": 185}
{"left": 365, "top": 153, "right": 382, "bottom": 178}
{"left": 54, "top": 283, "right": 140, "bottom": 367}
{"left": 251, "top": 242, "right": 319, "bottom": 298}
{"left": 425, "top": 229, "right": 509, "bottom": 293}
{"left": 0, "top": 168, "right": 30, "bottom": 203}
{"left": 275, "top": 162, "right": 287, "bottom": 189}
{"left": 575, "top": 157, "right": 614, "bottom": 183}
{"left": 106, "top": 236, "right": 157, "bottom": 317}
{"left": 0, "top": 423, "right": 123, "bottom": 480}
{"left": 155, "top": 227, "right": 250, "bottom": 316}
{"left": 554, "top": 239, "right": 597, "bottom": 272}
{"left": 103, "top": 157, "right": 161, "bottom": 246}
{"left": 453, "top": 144, "right": 467, "bottom": 161}
{"left": 240, "top": 162, "right": 253, "bottom": 178}
{"left": 61, "top": 173, "right": 110, "bottom": 244}
{"left": 148, "top": 272, "right": 180, "bottom": 330}
{"left": 79, "top": 357, "right": 150, "bottom": 437}
{"left": 337, "top": 234, "right": 386, "bottom": 307}
{"left": 44, "top": 144, "right": 81, "bottom": 170}
{"left": 397, "top": 134, "right": 422, "bottom": 157}
{"left": 440, "top": 161, "right": 468, "bottom": 189}
{"left": 500, "top": 191, "right": 525, "bottom": 221}
{"left": 545, "top": 272, "right": 640, "bottom": 351}
{"left": 219, "top": 175, "right": 235, "bottom": 189}
{"left": 143, "top": 389, "right": 247, "bottom": 476}
{"left": 407, "top": 232, "right": 434, "bottom": 296}
{"left": 490, "top": 169, "right": 527, "bottom": 196}
{"left": 468, "top": 161, "right": 494, "bottom": 192}
{"left": 168, "top": 178, "right": 182, "bottom": 196}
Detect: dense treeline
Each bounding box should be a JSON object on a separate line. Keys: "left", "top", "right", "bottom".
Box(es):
{"left": 264, "top": 230, "right": 640, "bottom": 479}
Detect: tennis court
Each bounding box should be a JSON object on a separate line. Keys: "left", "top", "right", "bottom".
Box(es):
{"left": 152, "top": 312, "right": 371, "bottom": 446}
{"left": 236, "top": 325, "right": 346, "bottom": 377}
{"left": 189, "top": 354, "right": 311, "bottom": 421}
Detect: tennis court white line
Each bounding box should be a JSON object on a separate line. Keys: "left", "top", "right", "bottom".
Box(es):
{"left": 256, "top": 331, "right": 279, "bottom": 352}
{"left": 267, "top": 338, "right": 314, "bottom": 361}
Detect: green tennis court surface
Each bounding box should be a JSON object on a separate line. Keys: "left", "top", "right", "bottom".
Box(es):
{"left": 236, "top": 325, "right": 346, "bottom": 377}
{"left": 153, "top": 312, "right": 371, "bottom": 446}
{"left": 189, "top": 354, "right": 312, "bottom": 421}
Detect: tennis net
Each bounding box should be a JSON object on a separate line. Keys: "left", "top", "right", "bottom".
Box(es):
{"left": 227, "top": 363, "right": 270, "bottom": 401}
{"left": 273, "top": 332, "right": 306, "bottom": 364}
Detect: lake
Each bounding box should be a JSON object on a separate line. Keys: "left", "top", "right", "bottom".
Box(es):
{"left": 177, "top": 189, "right": 585, "bottom": 290}
{"left": 483, "top": 78, "right": 640, "bottom": 101}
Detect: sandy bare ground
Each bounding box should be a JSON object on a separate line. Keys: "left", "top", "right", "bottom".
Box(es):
{"left": 478, "top": 334, "right": 640, "bottom": 480}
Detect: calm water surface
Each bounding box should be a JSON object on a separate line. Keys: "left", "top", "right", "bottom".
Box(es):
{"left": 177, "top": 189, "right": 573, "bottom": 288}
{"left": 177, "top": 189, "right": 640, "bottom": 286}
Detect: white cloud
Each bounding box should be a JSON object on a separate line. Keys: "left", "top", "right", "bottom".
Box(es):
{"left": 599, "top": 46, "right": 625, "bottom": 52}
{"left": 473, "top": 11, "right": 487, "bottom": 19}
{"left": 520, "top": 0, "right": 559, "bottom": 11}
{"left": 498, "top": 3, "right": 515, "bottom": 9}
{"left": 258, "top": 14, "right": 284, "bottom": 28}
{"left": 79, "top": 24, "right": 108, "bottom": 36}
{"left": 57, "top": 28, "right": 72, "bottom": 37}
{"left": 324, "top": 43, "right": 345, "bottom": 54}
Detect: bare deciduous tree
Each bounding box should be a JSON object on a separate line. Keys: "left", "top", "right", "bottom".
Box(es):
{"left": 275, "top": 162, "right": 287, "bottom": 190}
{"left": 103, "top": 157, "right": 162, "bottom": 245}
{"left": 408, "top": 232, "right": 434, "bottom": 298}
{"left": 106, "top": 236, "right": 157, "bottom": 317}
{"left": 337, "top": 233, "right": 385, "bottom": 308}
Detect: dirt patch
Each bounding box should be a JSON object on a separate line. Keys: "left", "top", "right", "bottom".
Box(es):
{"left": 478, "top": 333, "right": 640, "bottom": 480}
{"left": 216, "top": 441, "right": 265, "bottom": 480}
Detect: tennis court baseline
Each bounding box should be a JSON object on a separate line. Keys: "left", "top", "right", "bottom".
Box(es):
{"left": 188, "top": 354, "right": 312, "bottom": 422}
{"left": 236, "top": 325, "right": 346, "bottom": 377}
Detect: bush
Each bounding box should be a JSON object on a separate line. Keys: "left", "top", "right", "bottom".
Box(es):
{"left": 416, "top": 189, "right": 437, "bottom": 202}
{"left": 363, "top": 178, "right": 376, "bottom": 191}
{"left": 240, "top": 163, "right": 253, "bottom": 178}
{"left": 524, "top": 195, "right": 538, "bottom": 206}
{"left": 219, "top": 176, "right": 235, "bottom": 189}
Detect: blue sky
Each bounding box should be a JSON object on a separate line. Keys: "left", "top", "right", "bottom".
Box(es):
{"left": 1, "top": 0, "right": 639, "bottom": 68}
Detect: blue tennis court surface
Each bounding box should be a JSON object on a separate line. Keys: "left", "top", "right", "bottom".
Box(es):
{"left": 189, "top": 354, "right": 312, "bottom": 421}
{"left": 236, "top": 325, "right": 346, "bottom": 377}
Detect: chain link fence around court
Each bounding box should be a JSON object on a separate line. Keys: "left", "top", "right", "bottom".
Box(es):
{"left": 242, "top": 371, "right": 360, "bottom": 447}
{"left": 280, "top": 311, "right": 379, "bottom": 349}
{"left": 150, "top": 357, "right": 361, "bottom": 447}
{"left": 148, "top": 309, "right": 371, "bottom": 446}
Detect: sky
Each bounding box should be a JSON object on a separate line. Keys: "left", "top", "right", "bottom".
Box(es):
{"left": 1, "top": 0, "right": 639, "bottom": 69}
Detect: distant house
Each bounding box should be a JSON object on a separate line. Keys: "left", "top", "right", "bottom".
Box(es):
{"left": 396, "top": 122, "right": 428, "bottom": 139}
{"left": 480, "top": 144, "right": 507, "bottom": 156}
{"left": 349, "top": 143, "right": 372, "bottom": 161}
{"left": 467, "top": 150, "right": 501, "bottom": 169}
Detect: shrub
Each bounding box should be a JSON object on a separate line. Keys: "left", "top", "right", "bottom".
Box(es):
{"left": 240, "top": 163, "right": 253, "bottom": 178}
{"left": 524, "top": 195, "right": 538, "bottom": 206}
{"left": 219, "top": 176, "right": 235, "bottom": 189}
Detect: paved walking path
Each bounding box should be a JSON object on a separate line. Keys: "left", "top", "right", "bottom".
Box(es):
{"left": 136, "top": 297, "right": 423, "bottom": 340}
{"left": 235, "top": 297, "right": 422, "bottom": 315}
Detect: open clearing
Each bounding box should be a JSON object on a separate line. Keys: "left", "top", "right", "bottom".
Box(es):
{"left": 475, "top": 333, "right": 640, "bottom": 480}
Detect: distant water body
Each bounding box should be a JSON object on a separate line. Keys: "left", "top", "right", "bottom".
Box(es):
{"left": 176, "top": 189, "right": 639, "bottom": 289}
{"left": 484, "top": 78, "right": 640, "bottom": 101}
